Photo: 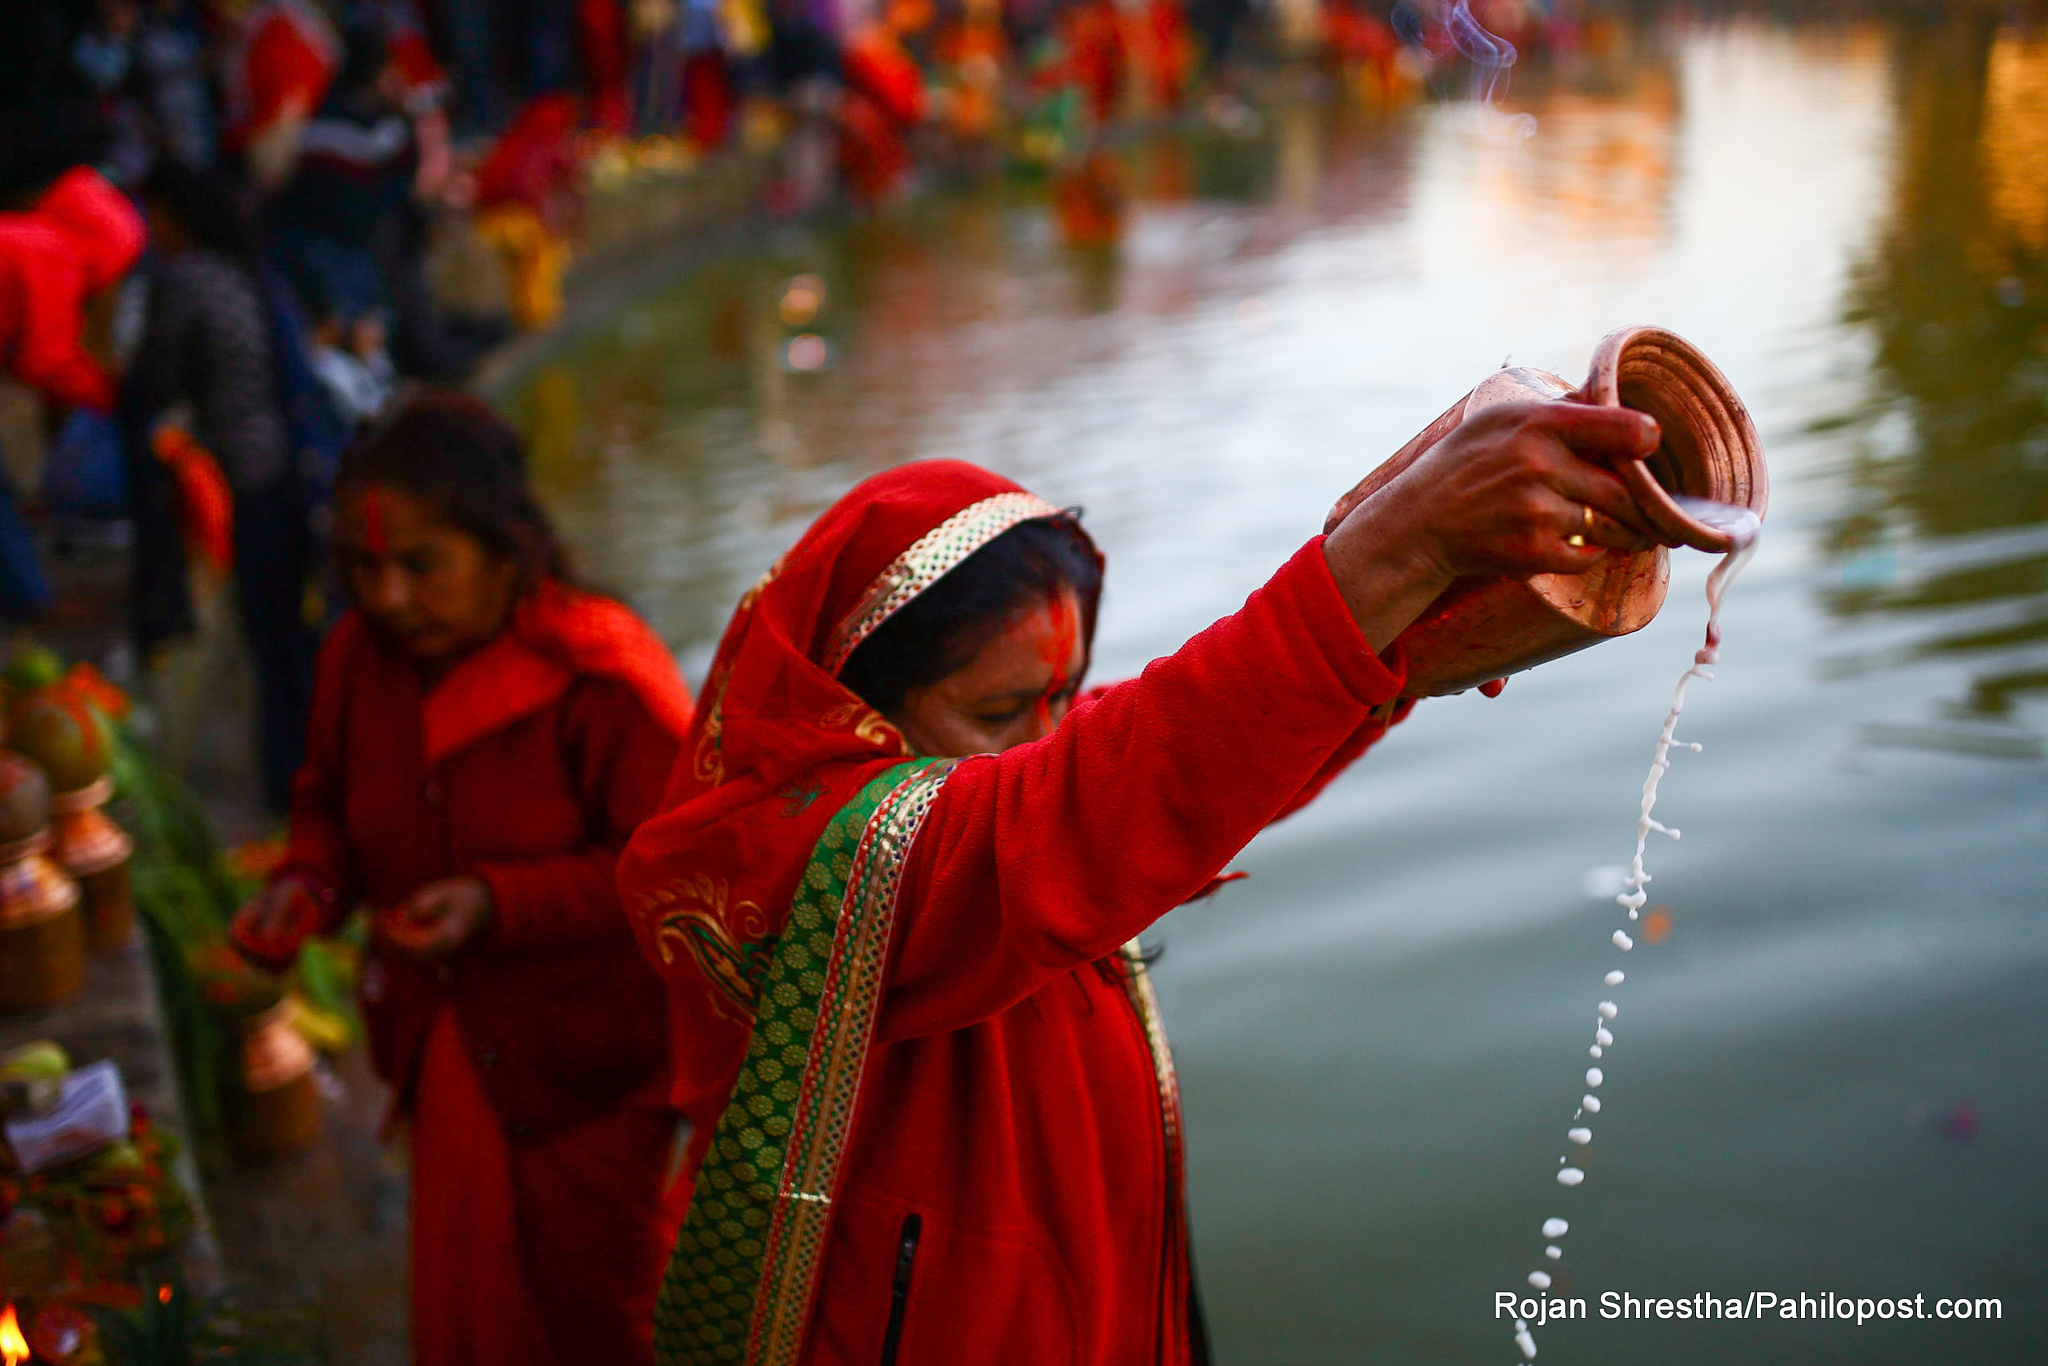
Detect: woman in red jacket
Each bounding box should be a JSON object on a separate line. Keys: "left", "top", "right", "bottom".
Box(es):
{"left": 232, "top": 390, "right": 692, "bottom": 1366}
{"left": 618, "top": 399, "right": 1666, "bottom": 1364}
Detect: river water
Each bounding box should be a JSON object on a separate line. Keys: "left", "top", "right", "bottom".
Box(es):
{"left": 507, "top": 12, "right": 2046, "bottom": 1362}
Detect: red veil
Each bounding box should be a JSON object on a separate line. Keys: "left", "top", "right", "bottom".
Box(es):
{"left": 616, "top": 460, "right": 1075, "bottom": 1150}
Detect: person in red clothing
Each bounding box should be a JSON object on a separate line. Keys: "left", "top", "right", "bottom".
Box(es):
{"left": 0, "top": 164, "right": 145, "bottom": 619}
{"left": 0, "top": 166, "right": 146, "bottom": 416}
{"left": 839, "top": 18, "right": 927, "bottom": 205}
{"left": 231, "top": 390, "right": 693, "bottom": 1366}
{"left": 618, "top": 399, "right": 1670, "bottom": 1363}
{"left": 471, "top": 93, "right": 585, "bottom": 329}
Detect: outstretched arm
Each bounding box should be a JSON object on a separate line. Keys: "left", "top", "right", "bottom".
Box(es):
{"left": 880, "top": 402, "right": 1664, "bottom": 1039}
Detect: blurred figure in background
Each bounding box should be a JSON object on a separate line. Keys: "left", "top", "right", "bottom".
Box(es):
{"left": 472, "top": 93, "right": 584, "bottom": 331}
{"left": 0, "top": 165, "right": 147, "bottom": 622}
{"left": 218, "top": 0, "right": 342, "bottom": 190}
{"left": 265, "top": 4, "right": 409, "bottom": 413}
{"left": 839, "top": 6, "right": 928, "bottom": 205}
{"left": 126, "top": 161, "right": 320, "bottom": 811}
{"left": 232, "top": 391, "right": 691, "bottom": 1366}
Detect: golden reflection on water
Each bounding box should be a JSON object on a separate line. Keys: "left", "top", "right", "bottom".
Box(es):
{"left": 1982, "top": 31, "right": 2048, "bottom": 255}
{"left": 1823, "top": 12, "right": 2048, "bottom": 753}
{"left": 1465, "top": 75, "right": 1678, "bottom": 261}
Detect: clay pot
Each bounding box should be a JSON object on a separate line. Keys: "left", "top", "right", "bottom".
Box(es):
{"left": 0, "top": 756, "right": 83, "bottom": 1015}
{"left": 1325, "top": 325, "right": 1768, "bottom": 696}
{"left": 49, "top": 777, "right": 133, "bottom": 953}
{"left": 234, "top": 1001, "right": 320, "bottom": 1160}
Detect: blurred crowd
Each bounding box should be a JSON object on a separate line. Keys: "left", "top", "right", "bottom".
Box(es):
{"left": 0, "top": 0, "right": 1570, "bottom": 814}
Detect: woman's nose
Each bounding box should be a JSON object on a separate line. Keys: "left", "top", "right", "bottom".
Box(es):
{"left": 364, "top": 563, "right": 410, "bottom": 615}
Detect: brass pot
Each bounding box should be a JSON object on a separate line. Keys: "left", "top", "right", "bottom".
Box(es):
{"left": 234, "top": 1001, "right": 320, "bottom": 1160}
{"left": 0, "top": 830, "right": 84, "bottom": 1014}
{"left": 1325, "top": 326, "right": 1768, "bottom": 697}
{"left": 49, "top": 777, "right": 133, "bottom": 953}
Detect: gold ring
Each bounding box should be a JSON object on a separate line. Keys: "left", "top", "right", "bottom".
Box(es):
{"left": 1567, "top": 504, "right": 1592, "bottom": 547}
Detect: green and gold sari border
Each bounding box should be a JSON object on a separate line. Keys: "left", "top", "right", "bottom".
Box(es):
{"left": 653, "top": 758, "right": 957, "bottom": 1366}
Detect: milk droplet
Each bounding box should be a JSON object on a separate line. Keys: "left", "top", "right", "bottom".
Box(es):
{"left": 1595, "top": 1028, "right": 1613, "bottom": 1046}
{"left": 1542, "top": 1217, "right": 1569, "bottom": 1238}
{"left": 1557, "top": 1167, "right": 1585, "bottom": 1186}
{"left": 1605, "top": 970, "right": 1625, "bottom": 986}
{"left": 1516, "top": 1327, "right": 1539, "bottom": 1358}
{"left": 1585, "top": 1068, "right": 1604, "bottom": 1087}
{"left": 1568, "top": 1127, "right": 1591, "bottom": 1144}
{"left": 1545, "top": 1244, "right": 1562, "bottom": 1259}
{"left": 1528, "top": 1270, "right": 1552, "bottom": 1290}
{"left": 1582, "top": 1094, "right": 1601, "bottom": 1112}
{"left": 1598, "top": 1001, "right": 1619, "bottom": 1019}
{"left": 1588, "top": 1045, "right": 1603, "bottom": 1058}
{"left": 1613, "top": 931, "right": 1634, "bottom": 950}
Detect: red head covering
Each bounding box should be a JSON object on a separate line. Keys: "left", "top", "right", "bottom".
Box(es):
{"left": 32, "top": 168, "right": 145, "bottom": 293}
{"left": 616, "top": 459, "right": 1081, "bottom": 1122}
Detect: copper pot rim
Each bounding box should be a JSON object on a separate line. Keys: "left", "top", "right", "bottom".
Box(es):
{"left": 0, "top": 827, "right": 54, "bottom": 865}
{"left": 49, "top": 775, "right": 115, "bottom": 816}
{"left": 1580, "top": 324, "right": 1769, "bottom": 554}
{"left": 0, "top": 851, "right": 82, "bottom": 928}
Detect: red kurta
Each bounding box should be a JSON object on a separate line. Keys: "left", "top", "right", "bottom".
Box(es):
{"left": 621, "top": 463, "right": 1410, "bottom": 1363}
{"left": 279, "top": 584, "right": 691, "bottom": 1364}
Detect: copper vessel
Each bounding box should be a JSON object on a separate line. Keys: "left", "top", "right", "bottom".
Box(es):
{"left": 49, "top": 776, "right": 133, "bottom": 952}
{"left": 234, "top": 1001, "right": 321, "bottom": 1159}
{"left": 0, "top": 750, "right": 84, "bottom": 1014}
{"left": 1326, "top": 325, "right": 1769, "bottom": 696}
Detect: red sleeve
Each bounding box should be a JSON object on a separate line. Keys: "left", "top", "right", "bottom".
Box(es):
{"left": 1273, "top": 693, "right": 1418, "bottom": 820}
{"left": 879, "top": 537, "right": 1406, "bottom": 1040}
{"left": 276, "top": 617, "right": 365, "bottom": 923}
{"left": 473, "top": 676, "right": 682, "bottom": 952}
{"left": 7, "top": 249, "right": 113, "bottom": 412}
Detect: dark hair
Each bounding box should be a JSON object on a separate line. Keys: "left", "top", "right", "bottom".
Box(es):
{"left": 336, "top": 388, "right": 571, "bottom": 590}
{"left": 839, "top": 516, "right": 1102, "bottom": 716}
{"left": 143, "top": 161, "right": 262, "bottom": 267}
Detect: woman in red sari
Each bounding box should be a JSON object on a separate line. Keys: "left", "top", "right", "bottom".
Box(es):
{"left": 231, "top": 391, "right": 692, "bottom": 1366}
{"left": 619, "top": 401, "right": 1665, "bottom": 1363}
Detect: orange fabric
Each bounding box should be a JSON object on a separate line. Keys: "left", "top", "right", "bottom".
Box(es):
{"left": 151, "top": 427, "right": 234, "bottom": 573}
{"left": 844, "top": 27, "right": 927, "bottom": 127}
{"left": 1063, "top": 0, "right": 1128, "bottom": 124}
{"left": 840, "top": 27, "right": 927, "bottom": 203}
{"left": 1136, "top": 0, "right": 1193, "bottom": 108}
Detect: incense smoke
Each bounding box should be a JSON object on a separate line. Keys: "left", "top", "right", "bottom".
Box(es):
{"left": 1394, "top": 0, "right": 1538, "bottom": 144}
